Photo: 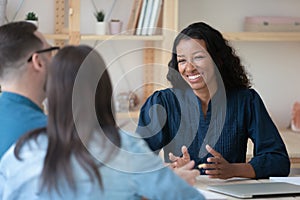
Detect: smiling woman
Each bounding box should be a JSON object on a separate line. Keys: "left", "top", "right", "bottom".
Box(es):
{"left": 176, "top": 38, "right": 217, "bottom": 112}
{"left": 136, "top": 21, "right": 290, "bottom": 180}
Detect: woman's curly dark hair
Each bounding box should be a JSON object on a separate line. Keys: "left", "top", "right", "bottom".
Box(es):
{"left": 167, "top": 22, "right": 251, "bottom": 90}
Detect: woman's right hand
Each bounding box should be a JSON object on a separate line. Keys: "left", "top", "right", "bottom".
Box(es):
{"left": 173, "top": 160, "right": 200, "bottom": 186}
{"left": 168, "top": 145, "right": 191, "bottom": 168}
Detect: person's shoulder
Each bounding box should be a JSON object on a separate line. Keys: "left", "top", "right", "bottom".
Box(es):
{"left": 118, "top": 130, "right": 149, "bottom": 153}
{"left": 31, "top": 112, "right": 47, "bottom": 126}
{"left": 150, "top": 88, "right": 174, "bottom": 98}
{"left": 107, "top": 130, "right": 164, "bottom": 172}
{"left": 0, "top": 134, "right": 51, "bottom": 200}
{"left": 228, "top": 88, "right": 260, "bottom": 99}
{"left": 23, "top": 133, "right": 48, "bottom": 151}
{"left": 1, "top": 133, "right": 48, "bottom": 165}
{"left": 143, "top": 88, "right": 176, "bottom": 104}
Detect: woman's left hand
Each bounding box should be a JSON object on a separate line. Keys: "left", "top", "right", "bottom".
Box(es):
{"left": 198, "top": 144, "right": 233, "bottom": 179}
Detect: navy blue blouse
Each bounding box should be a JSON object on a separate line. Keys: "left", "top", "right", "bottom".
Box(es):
{"left": 136, "top": 88, "right": 290, "bottom": 178}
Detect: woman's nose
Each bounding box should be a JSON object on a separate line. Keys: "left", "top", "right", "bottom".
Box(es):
{"left": 185, "top": 61, "right": 196, "bottom": 72}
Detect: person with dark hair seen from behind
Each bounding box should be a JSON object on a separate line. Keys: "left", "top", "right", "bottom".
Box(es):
{"left": 137, "top": 22, "right": 290, "bottom": 179}
{"left": 0, "top": 45, "right": 204, "bottom": 199}
{"left": 0, "top": 21, "right": 57, "bottom": 158}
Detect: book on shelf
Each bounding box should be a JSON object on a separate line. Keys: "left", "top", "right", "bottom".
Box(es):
{"left": 140, "top": 0, "right": 154, "bottom": 35}
{"left": 147, "top": 0, "right": 162, "bottom": 35}
{"left": 126, "top": 0, "right": 163, "bottom": 36}
{"left": 126, "top": 0, "right": 144, "bottom": 35}
{"left": 136, "top": 0, "right": 148, "bottom": 35}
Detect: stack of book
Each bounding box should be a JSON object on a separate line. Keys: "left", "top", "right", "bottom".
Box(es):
{"left": 126, "top": 0, "right": 163, "bottom": 35}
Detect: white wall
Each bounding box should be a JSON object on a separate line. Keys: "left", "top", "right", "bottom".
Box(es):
{"left": 179, "top": 0, "right": 300, "bottom": 128}
{"left": 6, "top": 0, "right": 55, "bottom": 32}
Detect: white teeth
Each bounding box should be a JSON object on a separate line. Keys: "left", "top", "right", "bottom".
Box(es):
{"left": 188, "top": 74, "right": 202, "bottom": 80}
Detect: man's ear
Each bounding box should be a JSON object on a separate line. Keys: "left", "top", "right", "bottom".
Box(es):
{"left": 31, "top": 53, "right": 43, "bottom": 71}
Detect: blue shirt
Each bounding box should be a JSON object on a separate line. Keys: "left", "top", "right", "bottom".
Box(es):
{"left": 0, "top": 92, "right": 47, "bottom": 158}
{"left": 137, "top": 88, "right": 290, "bottom": 179}
{"left": 0, "top": 130, "right": 204, "bottom": 200}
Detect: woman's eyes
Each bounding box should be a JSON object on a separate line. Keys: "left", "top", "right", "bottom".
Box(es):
{"left": 194, "top": 56, "right": 204, "bottom": 61}
{"left": 177, "top": 56, "right": 204, "bottom": 63}
{"left": 178, "top": 59, "right": 186, "bottom": 64}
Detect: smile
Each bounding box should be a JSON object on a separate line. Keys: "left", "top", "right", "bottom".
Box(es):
{"left": 188, "top": 73, "right": 203, "bottom": 80}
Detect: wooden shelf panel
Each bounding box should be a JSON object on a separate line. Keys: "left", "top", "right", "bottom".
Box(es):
{"left": 44, "top": 34, "right": 68, "bottom": 40}
{"left": 223, "top": 32, "right": 300, "bottom": 41}
{"left": 81, "top": 34, "right": 163, "bottom": 41}
{"left": 116, "top": 111, "right": 140, "bottom": 119}
{"left": 45, "top": 34, "right": 163, "bottom": 42}
{"left": 45, "top": 32, "right": 300, "bottom": 42}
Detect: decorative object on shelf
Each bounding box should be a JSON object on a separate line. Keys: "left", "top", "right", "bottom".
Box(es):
{"left": 94, "top": 10, "right": 106, "bottom": 35}
{"left": 244, "top": 16, "right": 300, "bottom": 32}
{"left": 25, "top": 11, "right": 38, "bottom": 27}
{"left": 109, "top": 19, "right": 122, "bottom": 35}
{"left": 126, "top": 0, "right": 143, "bottom": 35}
{"left": 291, "top": 101, "right": 300, "bottom": 133}
{"left": 116, "top": 91, "right": 139, "bottom": 112}
{"left": 128, "top": 92, "right": 139, "bottom": 111}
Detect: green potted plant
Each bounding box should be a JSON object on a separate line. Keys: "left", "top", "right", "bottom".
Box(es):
{"left": 94, "top": 10, "right": 105, "bottom": 22}
{"left": 25, "top": 12, "right": 38, "bottom": 27}
{"left": 94, "top": 10, "right": 106, "bottom": 35}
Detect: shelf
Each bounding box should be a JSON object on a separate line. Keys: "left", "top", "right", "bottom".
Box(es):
{"left": 44, "top": 33, "right": 68, "bottom": 40}
{"left": 116, "top": 111, "right": 140, "bottom": 119}
{"left": 45, "top": 33, "right": 164, "bottom": 42}
{"left": 222, "top": 32, "right": 300, "bottom": 41}
{"left": 45, "top": 32, "right": 300, "bottom": 42}
{"left": 81, "top": 34, "right": 164, "bottom": 41}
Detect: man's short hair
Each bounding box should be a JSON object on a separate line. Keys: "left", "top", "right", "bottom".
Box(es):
{"left": 0, "top": 21, "right": 43, "bottom": 77}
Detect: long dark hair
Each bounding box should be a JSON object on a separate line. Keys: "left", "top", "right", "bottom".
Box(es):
{"left": 14, "top": 45, "right": 121, "bottom": 193}
{"left": 167, "top": 22, "right": 251, "bottom": 90}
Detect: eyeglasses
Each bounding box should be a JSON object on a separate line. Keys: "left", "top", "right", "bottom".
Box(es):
{"left": 27, "top": 46, "right": 60, "bottom": 62}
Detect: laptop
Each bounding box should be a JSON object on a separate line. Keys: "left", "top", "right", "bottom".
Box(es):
{"left": 207, "top": 182, "right": 300, "bottom": 199}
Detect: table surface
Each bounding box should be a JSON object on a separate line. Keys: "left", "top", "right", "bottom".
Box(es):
{"left": 195, "top": 175, "right": 300, "bottom": 200}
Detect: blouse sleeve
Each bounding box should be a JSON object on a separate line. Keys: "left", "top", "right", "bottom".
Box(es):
{"left": 136, "top": 90, "right": 171, "bottom": 153}
{"left": 247, "top": 89, "right": 290, "bottom": 178}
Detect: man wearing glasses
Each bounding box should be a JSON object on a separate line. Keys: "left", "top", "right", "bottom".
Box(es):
{"left": 0, "top": 21, "right": 59, "bottom": 158}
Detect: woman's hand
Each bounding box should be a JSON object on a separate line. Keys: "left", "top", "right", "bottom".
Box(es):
{"left": 198, "top": 145, "right": 233, "bottom": 179}
{"left": 198, "top": 145, "right": 255, "bottom": 179}
{"left": 168, "top": 146, "right": 191, "bottom": 168}
{"left": 173, "top": 160, "right": 200, "bottom": 186}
